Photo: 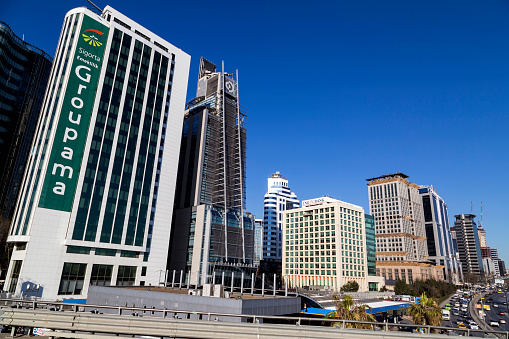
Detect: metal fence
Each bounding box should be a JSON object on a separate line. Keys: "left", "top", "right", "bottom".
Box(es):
{"left": 0, "top": 298, "right": 508, "bottom": 338}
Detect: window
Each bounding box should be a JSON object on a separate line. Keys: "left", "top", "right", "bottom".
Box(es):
{"left": 117, "top": 266, "right": 137, "bottom": 286}
{"left": 90, "top": 264, "right": 113, "bottom": 286}
{"left": 8, "top": 260, "right": 22, "bottom": 293}
{"left": 58, "top": 263, "right": 87, "bottom": 295}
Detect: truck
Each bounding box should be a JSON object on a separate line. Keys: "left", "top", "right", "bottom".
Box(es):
{"left": 442, "top": 309, "right": 451, "bottom": 321}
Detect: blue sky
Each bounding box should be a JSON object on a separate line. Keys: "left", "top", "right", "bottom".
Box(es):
{"left": 3, "top": 1, "right": 509, "bottom": 263}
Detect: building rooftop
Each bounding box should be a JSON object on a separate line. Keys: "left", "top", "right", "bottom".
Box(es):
{"left": 365, "top": 172, "right": 409, "bottom": 182}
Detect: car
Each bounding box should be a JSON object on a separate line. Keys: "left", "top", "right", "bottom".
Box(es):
{"left": 500, "top": 319, "right": 507, "bottom": 324}
{"left": 490, "top": 321, "right": 500, "bottom": 327}
{"left": 453, "top": 311, "right": 459, "bottom": 316}
{"left": 494, "top": 304, "right": 499, "bottom": 308}
{"left": 498, "top": 312, "right": 505, "bottom": 316}
{"left": 455, "top": 302, "right": 460, "bottom": 307}
{"left": 458, "top": 324, "right": 467, "bottom": 329}
{"left": 504, "top": 302, "right": 508, "bottom": 305}
{"left": 470, "top": 324, "right": 479, "bottom": 330}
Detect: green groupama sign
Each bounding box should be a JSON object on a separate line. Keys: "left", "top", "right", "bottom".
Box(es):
{"left": 39, "top": 14, "right": 109, "bottom": 211}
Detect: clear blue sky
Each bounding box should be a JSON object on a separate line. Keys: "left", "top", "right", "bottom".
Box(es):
{"left": 3, "top": 1, "right": 509, "bottom": 263}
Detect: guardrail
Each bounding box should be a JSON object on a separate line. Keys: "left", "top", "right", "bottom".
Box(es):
{"left": 0, "top": 298, "right": 508, "bottom": 338}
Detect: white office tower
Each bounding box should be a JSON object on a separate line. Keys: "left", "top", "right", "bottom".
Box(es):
{"left": 366, "top": 173, "right": 428, "bottom": 262}
{"left": 263, "top": 172, "right": 299, "bottom": 260}
{"left": 5, "top": 6, "right": 190, "bottom": 300}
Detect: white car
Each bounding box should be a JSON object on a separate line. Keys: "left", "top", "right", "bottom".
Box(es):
{"left": 494, "top": 304, "right": 499, "bottom": 308}
{"left": 490, "top": 321, "right": 500, "bottom": 327}
{"left": 469, "top": 324, "right": 479, "bottom": 330}
{"left": 500, "top": 319, "right": 507, "bottom": 324}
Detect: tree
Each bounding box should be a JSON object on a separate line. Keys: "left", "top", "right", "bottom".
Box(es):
{"left": 408, "top": 293, "right": 442, "bottom": 332}
{"left": 394, "top": 279, "right": 412, "bottom": 295}
{"left": 326, "top": 294, "right": 376, "bottom": 329}
{"left": 340, "top": 280, "right": 359, "bottom": 292}
{"left": 379, "top": 285, "right": 389, "bottom": 292}
{"left": 463, "top": 272, "right": 480, "bottom": 285}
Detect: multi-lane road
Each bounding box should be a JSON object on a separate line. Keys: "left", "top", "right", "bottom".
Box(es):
{"left": 481, "top": 290, "right": 509, "bottom": 332}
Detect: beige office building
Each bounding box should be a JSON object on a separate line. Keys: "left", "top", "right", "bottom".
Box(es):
{"left": 282, "top": 197, "right": 369, "bottom": 292}
{"left": 366, "top": 173, "right": 428, "bottom": 264}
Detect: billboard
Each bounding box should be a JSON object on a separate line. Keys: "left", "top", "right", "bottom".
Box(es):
{"left": 39, "top": 14, "right": 109, "bottom": 211}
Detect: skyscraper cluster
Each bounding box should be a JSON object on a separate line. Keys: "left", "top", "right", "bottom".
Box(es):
{"left": 0, "top": 3, "right": 504, "bottom": 300}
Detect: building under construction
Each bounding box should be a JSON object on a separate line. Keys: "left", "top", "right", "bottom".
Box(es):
{"left": 168, "top": 58, "right": 254, "bottom": 285}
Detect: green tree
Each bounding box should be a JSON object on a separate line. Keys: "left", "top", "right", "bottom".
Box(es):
{"left": 394, "top": 279, "right": 412, "bottom": 295}
{"left": 379, "top": 285, "right": 389, "bottom": 292}
{"left": 340, "top": 280, "right": 359, "bottom": 292}
{"left": 326, "top": 294, "right": 376, "bottom": 329}
{"left": 408, "top": 293, "right": 442, "bottom": 332}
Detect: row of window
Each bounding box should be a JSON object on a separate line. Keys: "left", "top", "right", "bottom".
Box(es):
{"left": 58, "top": 262, "right": 139, "bottom": 295}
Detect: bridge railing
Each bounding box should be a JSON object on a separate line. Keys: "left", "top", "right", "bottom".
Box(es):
{"left": 1, "top": 298, "right": 508, "bottom": 338}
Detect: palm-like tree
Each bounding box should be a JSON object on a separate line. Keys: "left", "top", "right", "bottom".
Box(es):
{"left": 409, "top": 293, "right": 442, "bottom": 331}
{"left": 326, "top": 294, "right": 376, "bottom": 329}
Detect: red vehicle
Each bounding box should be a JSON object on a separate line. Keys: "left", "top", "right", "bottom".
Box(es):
{"left": 498, "top": 312, "right": 505, "bottom": 316}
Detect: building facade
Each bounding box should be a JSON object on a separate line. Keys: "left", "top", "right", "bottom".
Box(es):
{"left": 263, "top": 171, "right": 299, "bottom": 260}
{"left": 419, "top": 186, "right": 462, "bottom": 283}
{"left": 168, "top": 58, "right": 254, "bottom": 286}
{"left": 5, "top": 6, "right": 190, "bottom": 299}
{"left": 452, "top": 214, "right": 484, "bottom": 278}
{"left": 0, "top": 22, "right": 52, "bottom": 277}
{"left": 376, "top": 261, "right": 445, "bottom": 286}
{"left": 478, "top": 227, "right": 487, "bottom": 248}
{"left": 366, "top": 173, "right": 428, "bottom": 263}
{"left": 254, "top": 218, "right": 263, "bottom": 265}
{"left": 282, "top": 196, "right": 369, "bottom": 292}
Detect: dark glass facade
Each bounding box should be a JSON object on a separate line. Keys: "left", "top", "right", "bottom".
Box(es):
{"left": 364, "top": 213, "right": 376, "bottom": 276}
{"left": 0, "top": 21, "right": 52, "bottom": 277}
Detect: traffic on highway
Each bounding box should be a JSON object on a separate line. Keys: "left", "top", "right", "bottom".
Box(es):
{"left": 441, "top": 286, "right": 508, "bottom": 336}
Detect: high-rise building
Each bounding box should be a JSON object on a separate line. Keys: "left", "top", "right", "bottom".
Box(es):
{"left": 263, "top": 171, "right": 299, "bottom": 260}
{"left": 452, "top": 214, "right": 484, "bottom": 278}
{"left": 0, "top": 22, "right": 52, "bottom": 277}
{"left": 366, "top": 173, "right": 427, "bottom": 263}
{"left": 481, "top": 246, "right": 500, "bottom": 276}
{"left": 5, "top": 6, "right": 190, "bottom": 299}
{"left": 282, "top": 196, "right": 369, "bottom": 291}
{"left": 478, "top": 227, "right": 487, "bottom": 248}
{"left": 254, "top": 218, "right": 263, "bottom": 265}
{"left": 364, "top": 214, "right": 376, "bottom": 277}
{"left": 168, "top": 58, "right": 254, "bottom": 286}
{"left": 419, "top": 186, "right": 462, "bottom": 284}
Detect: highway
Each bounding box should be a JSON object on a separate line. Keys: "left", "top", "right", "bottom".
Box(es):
{"left": 481, "top": 289, "right": 509, "bottom": 332}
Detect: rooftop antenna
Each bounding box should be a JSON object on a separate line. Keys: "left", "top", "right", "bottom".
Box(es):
{"left": 86, "top": 0, "right": 103, "bottom": 14}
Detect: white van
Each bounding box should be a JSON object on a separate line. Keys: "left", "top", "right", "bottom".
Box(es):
{"left": 442, "top": 309, "right": 450, "bottom": 321}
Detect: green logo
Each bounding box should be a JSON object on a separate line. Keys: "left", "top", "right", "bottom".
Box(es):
{"left": 38, "top": 15, "right": 109, "bottom": 211}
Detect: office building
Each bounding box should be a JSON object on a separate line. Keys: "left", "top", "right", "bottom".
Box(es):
{"left": 364, "top": 214, "right": 376, "bottom": 276}
{"left": 5, "top": 6, "right": 190, "bottom": 299}
{"left": 282, "top": 196, "right": 369, "bottom": 292}
{"left": 0, "top": 22, "right": 52, "bottom": 277}
{"left": 478, "top": 227, "right": 487, "bottom": 248}
{"left": 366, "top": 173, "right": 428, "bottom": 262}
{"left": 481, "top": 246, "right": 500, "bottom": 277}
{"left": 419, "top": 186, "right": 462, "bottom": 283}
{"left": 168, "top": 58, "right": 255, "bottom": 286}
{"left": 254, "top": 218, "right": 263, "bottom": 265}
{"left": 263, "top": 171, "right": 299, "bottom": 260}
{"left": 452, "top": 214, "right": 484, "bottom": 278}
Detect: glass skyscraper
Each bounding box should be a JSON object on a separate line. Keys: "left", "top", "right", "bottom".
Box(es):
{"left": 0, "top": 22, "right": 52, "bottom": 278}
{"left": 5, "top": 6, "right": 190, "bottom": 299}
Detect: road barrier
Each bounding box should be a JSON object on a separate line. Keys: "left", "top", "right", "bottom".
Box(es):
{"left": 1, "top": 298, "right": 508, "bottom": 338}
